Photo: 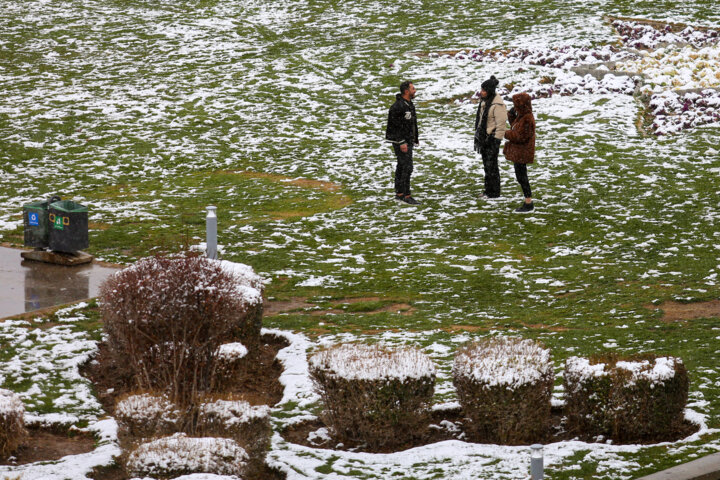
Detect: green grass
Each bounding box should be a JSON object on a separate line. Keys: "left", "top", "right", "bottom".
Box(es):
{"left": 2, "top": 0, "right": 720, "bottom": 477}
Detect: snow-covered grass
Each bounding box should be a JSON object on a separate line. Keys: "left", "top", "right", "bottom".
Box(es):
{"left": 1, "top": 0, "right": 720, "bottom": 478}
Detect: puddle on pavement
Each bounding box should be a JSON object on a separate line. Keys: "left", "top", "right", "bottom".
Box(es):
{"left": 0, "top": 246, "right": 120, "bottom": 319}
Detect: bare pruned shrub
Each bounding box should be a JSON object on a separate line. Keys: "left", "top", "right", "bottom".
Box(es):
{"left": 99, "top": 254, "right": 263, "bottom": 406}
{"left": 125, "top": 433, "right": 248, "bottom": 478}
{"left": 564, "top": 354, "right": 688, "bottom": 442}
{"left": 115, "top": 392, "right": 181, "bottom": 444}
{"left": 452, "top": 337, "right": 554, "bottom": 445}
{"left": 0, "top": 389, "right": 26, "bottom": 459}
{"left": 309, "top": 344, "right": 436, "bottom": 450}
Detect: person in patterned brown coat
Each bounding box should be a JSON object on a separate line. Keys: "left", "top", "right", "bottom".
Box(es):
{"left": 503, "top": 92, "right": 536, "bottom": 212}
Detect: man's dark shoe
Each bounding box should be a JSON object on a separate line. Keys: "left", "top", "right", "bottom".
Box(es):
{"left": 514, "top": 201, "right": 534, "bottom": 213}
{"left": 394, "top": 194, "right": 404, "bottom": 201}
{"left": 403, "top": 195, "right": 420, "bottom": 205}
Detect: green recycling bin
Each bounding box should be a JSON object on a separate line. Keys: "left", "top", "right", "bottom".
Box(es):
{"left": 23, "top": 200, "right": 51, "bottom": 248}
{"left": 48, "top": 200, "right": 89, "bottom": 253}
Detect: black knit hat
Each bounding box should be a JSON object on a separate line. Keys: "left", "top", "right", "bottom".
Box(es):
{"left": 481, "top": 75, "right": 499, "bottom": 97}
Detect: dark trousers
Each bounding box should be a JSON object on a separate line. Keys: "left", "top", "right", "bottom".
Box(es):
{"left": 393, "top": 143, "right": 413, "bottom": 196}
{"left": 514, "top": 163, "right": 532, "bottom": 198}
{"left": 481, "top": 140, "right": 501, "bottom": 197}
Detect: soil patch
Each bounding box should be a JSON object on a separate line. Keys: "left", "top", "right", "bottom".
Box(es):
{"left": 266, "top": 297, "right": 414, "bottom": 317}
{"left": 282, "top": 406, "right": 699, "bottom": 453}
{"left": 0, "top": 427, "right": 95, "bottom": 466}
{"left": 646, "top": 299, "right": 720, "bottom": 322}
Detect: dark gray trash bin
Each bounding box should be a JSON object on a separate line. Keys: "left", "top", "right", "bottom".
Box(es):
{"left": 23, "top": 200, "right": 51, "bottom": 248}
{"left": 48, "top": 200, "right": 89, "bottom": 253}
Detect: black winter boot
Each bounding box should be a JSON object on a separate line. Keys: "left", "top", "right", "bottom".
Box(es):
{"left": 514, "top": 201, "right": 534, "bottom": 213}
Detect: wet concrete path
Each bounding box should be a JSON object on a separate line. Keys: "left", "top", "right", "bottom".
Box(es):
{"left": 0, "top": 246, "right": 120, "bottom": 319}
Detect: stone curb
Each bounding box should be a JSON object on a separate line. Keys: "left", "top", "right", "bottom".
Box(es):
{"left": 635, "top": 452, "right": 720, "bottom": 480}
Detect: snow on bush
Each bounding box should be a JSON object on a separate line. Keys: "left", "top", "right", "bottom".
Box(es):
{"left": 197, "top": 398, "right": 271, "bottom": 469}
{"left": 115, "top": 393, "right": 180, "bottom": 441}
{"left": 99, "top": 254, "right": 264, "bottom": 405}
{"left": 0, "top": 388, "right": 26, "bottom": 458}
{"left": 309, "top": 344, "right": 436, "bottom": 450}
{"left": 452, "top": 337, "right": 554, "bottom": 444}
{"left": 564, "top": 354, "right": 688, "bottom": 441}
{"left": 463, "top": 44, "right": 634, "bottom": 70}
{"left": 125, "top": 433, "right": 248, "bottom": 478}
{"left": 216, "top": 342, "right": 248, "bottom": 361}
{"left": 213, "top": 342, "right": 249, "bottom": 391}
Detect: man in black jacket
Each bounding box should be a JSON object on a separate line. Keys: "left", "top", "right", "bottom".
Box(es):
{"left": 385, "top": 81, "right": 420, "bottom": 205}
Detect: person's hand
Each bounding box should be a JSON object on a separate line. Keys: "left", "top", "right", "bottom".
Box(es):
{"left": 400, "top": 143, "right": 408, "bottom": 153}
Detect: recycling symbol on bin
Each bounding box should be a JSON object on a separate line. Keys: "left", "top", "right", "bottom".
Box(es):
{"left": 28, "top": 212, "right": 39, "bottom": 226}
{"left": 49, "top": 213, "right": 70, "bottom": 231}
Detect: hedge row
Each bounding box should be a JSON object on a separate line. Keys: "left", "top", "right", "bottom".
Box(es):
{"left": 310, "top": 339, "right": 689, "bottom": 447}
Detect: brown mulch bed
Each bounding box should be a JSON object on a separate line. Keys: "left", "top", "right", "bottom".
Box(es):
{"left": 0, "top": 427, "right": 95, "bottom": 466}
{"left": 283, "top": 405, "right": 700, "bottom": 453}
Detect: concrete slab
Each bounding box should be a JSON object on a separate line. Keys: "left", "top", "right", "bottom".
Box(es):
{"left": 634, "top": 452, "right": 720, "bottom": 480}
{"left": 0, "top": 246, "right": 120, "bottom": 319}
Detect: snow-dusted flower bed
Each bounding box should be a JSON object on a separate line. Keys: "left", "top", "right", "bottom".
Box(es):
{"left": 125, "top": 433, "right": 248, "bottom": 478}
{"left": 564, "top": 355, "right": 689, "bottom": 441}
{"left": 452, "top": 18, "right": 720, "bottom": 134}
{"left": 647, "top": 89, "right": 720, "bottom": 135}
{"left": 618, "top": 45, "right": 720, "bottom": 90}
{"left": 453, "top": 337, "right": 554, "bottom": 444}
{"left": 612, "top": 19, "right": 720, "bottom": 50}
{"left": 458, "top": 44, "right": 634, "bottom": 70}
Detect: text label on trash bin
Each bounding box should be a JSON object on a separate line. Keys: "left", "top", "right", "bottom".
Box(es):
{"left": 49, "top": 214, "right": 70, "bottom": 230}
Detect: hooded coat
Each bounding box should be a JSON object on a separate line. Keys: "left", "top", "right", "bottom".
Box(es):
{"left": 503, "top": 93, "right": 535, "bottom": 165}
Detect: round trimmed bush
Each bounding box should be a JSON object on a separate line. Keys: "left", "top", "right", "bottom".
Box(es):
{"left": 99, "top": 254, "right": 263, "bottom": 405}
{"left": 564, "top": 354, "right": 688, "bottom": 441}
{"left": 125, "top": 433, "right": 248, "bottom": 478}
{"left": 0, "top": 389, "right": 26, "bottom": 459}
{"left": 452, "top": 337, "right": 554, "bottom": 444}
{"left": 309, "top": 344, "right": 436, "bottom": 450}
